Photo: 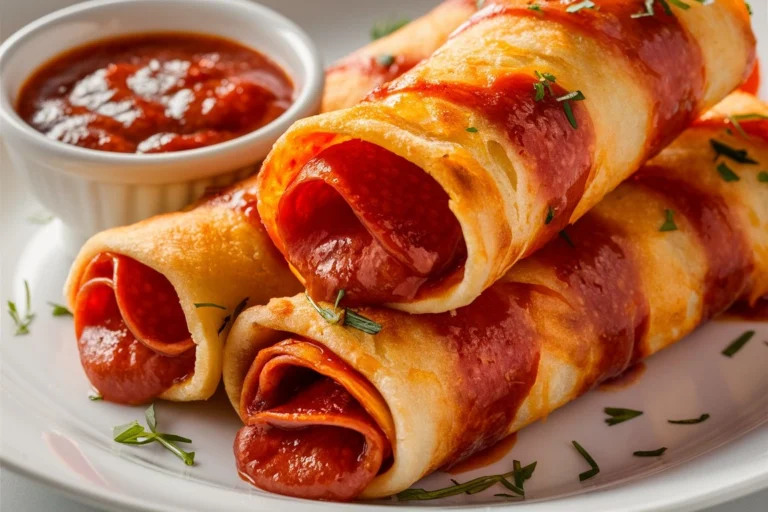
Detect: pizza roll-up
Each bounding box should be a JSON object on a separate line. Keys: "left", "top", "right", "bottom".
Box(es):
{"left": 225, "top": 92, "right": 768, "bottom": 501}
{"left": 322, "top": 0, "right": 477, "bottom": 112}
{"left": 64, "top": 177, "right": 302, "bottom": 404}
{"left": 257, "top": 0, "right": 755, "bottom": 314}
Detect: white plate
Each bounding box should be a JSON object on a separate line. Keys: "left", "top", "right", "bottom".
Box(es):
{"left": 1, "top": 1, "right": 767, "bottom": 511}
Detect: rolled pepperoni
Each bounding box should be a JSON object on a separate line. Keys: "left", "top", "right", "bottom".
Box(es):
{"left": 74, "top": 253, "right": 195, "bottom": 404}
{"left": 234, "top": 339, "right": 394, "bottom": 501}
{"left": 277, "top": 139, "right": 465, "bottom": 304}
{"left": 257, "top": 0, "right": 755, "bottom": 313}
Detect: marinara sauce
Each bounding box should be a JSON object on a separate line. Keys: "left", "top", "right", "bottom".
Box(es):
{"left": 16, "top": 32, "right": 293, "bottom": 153}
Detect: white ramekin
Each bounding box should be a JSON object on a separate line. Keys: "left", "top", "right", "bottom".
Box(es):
{"left": 0, "top": 0, "right": 323, "bottom": 243}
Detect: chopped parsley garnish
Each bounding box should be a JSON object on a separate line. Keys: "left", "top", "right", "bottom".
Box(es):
{"left": 572, "top": 440, "right": 600, "bottom": 481}
{"left": 376, "top": 54, "right": 395, "bottom": 67}
{"left": 397, "top": 460, "right": 536, "bottom": 501}
{"left": 306, "top": 290, "right": 382, "bottom": 335}
{"left": 89, "top": 393, "right": 103, "bottom": 401}
{"left": 545, "top": 206, "right": 555, "bottom": 225}
{"left": 745, "top": 1, "right": 752, "bottom": 15}
{"left": 48, "top": 302, "right": 73, "bottom": 317}
{"left": 528, "top": 4, "right": 543, "bottom": 11}
{"left": 716, "top": 162, "right": 740, "bottom": 182}
{"left": 668, "top": 413, "right": 710, "bottom": 425}
{"left": 370, "top": 18, "right": 410, "bottom": 40}
{"left": 194, "top": 302, "right": 227, "bottom": 309}
{"left": 566, "top": 0, "right": 596, "bottom": 13}
{"left": 710, "top": 139, "right": 758, "bottom": 164}
{"left": 632, "top": 0, "right": 693, "bottom": 18}
{"left": 556, "top": 90, "right": 586, "bottom": 129}
{"left": 112, "top": 403, "right": 195, "bottom": 466}
{"left": 7, "top": 280, "right": 34, "bottom": 335}
{"left": 217, "top": 297, "right": 249, "bottom": 335}
{"left": 659, "top": 209, "right": 678, "bottom": 232}
{"left": 759, "top": 171, "right": 768, "bottom": 183}
{"left": 559, "top": 229, "right": 575, "bottom": 248}
{"left": 532, "top": 71, "right": 584, "bottom": 129}
{"left": 633, "top": 447, "right": 667, "bottom": 457}
{"left": 722, "top": 330, "right": 754, "bottom": 357}
{"left": 728, "top": 113, "right": 768, "bottom": 138}
{"left": 466, "top": 126, "right": 479, "bottom": 133}
{"left": 604, "top": 407, "right": 643, "bottom": 426}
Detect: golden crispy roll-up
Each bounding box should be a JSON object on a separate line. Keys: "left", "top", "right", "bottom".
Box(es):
{"left": 64, "top": 177, "right": 302, "bottom": 404}
{"left": 322, "top": 0, "right": 477, "bottom": 112}
{"left": 257, "top": 0, "right": 755, "bottom": 314}
{"left": 225, "top": 92, "right": 768, "bottom": 500}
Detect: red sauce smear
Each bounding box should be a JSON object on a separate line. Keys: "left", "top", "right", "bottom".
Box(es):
{"left": 16, "top": 32, "right": 293, "bottom": 153}
{"left": 719, "top": 297, "right": 768, "bottom": 322}
{"left": 633, "top": 170, "right": 754, "bottom": 321}
{"left": 235, "top": 340, "right": 391, "bottom": 501}
{"left": 277, "top": 139, "right": 466, "bottom": 304}
{"left": 369, "top": 73, "right": 594, "bottom": 255}
{"left": 533, "top": 213, "right": 651, "bottom": 386}
{"left": 74, "top": 253, "right": 195, "bottom": 404}
{"left": 739, "top": 58, "right": 761, "bottom": 95}
{"left": 428, "top": 281, "right": 539, "bottom": 466}
{"left": 447, "top": 432, "right": 518, "bottom": 475}
{"left": 598, "top": 362, "right": 646, "bottom": 392}
{"left": 453, "top": 0, "right": 705, "bottom": 157}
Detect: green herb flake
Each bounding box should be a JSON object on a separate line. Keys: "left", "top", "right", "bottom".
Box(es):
{"left": 545, "top": 206, "right": 555, "bottom": 225}
{"left": 722, "top": 330, "right": 755, "bottom": 357}
{"left": 728, "top": 113, "right": 768, "bottom": 138}
{"left": 667, "top": 0, "right": 691, "bottom": 10}
{"left": 716, "top": 162, "right": 740, "bottom": 182}
{"left": 668, "top": 413, "right": 710, "bottom": 425}
{"left": 556, "top": 90, "right": 586, "bottom": 129}
{"left": 48, "top": 301, "right": 73, "bottom": 317}
{"left": 659, "top": 209, "right": 678, "bottom": 232}
{"left": 7, "top": 280, "right": 34, "bottom": 335}
{"left": 559, "top": 229, "right": 575, "bottom": 248}
{"left": 758, "top": 171, "right": 768, "bottom": 183}
{"left": 306, "top": 290, "right": 382, "bottom": 335}
{"left": 194, "top": 302, "right": 226, "bottom": 310}
{"left": 112, "top": 403, "right": 195, "bottom": 466}
{"left": 710, "top": 139, "right": 758, "bottom": 164}
{"left": 633, "top": 447, "right": 667, "bottom": 457}
{"left": 217, "top": 297, "right": 249, "bottom": 335}
{"left": 604, "top": 407, "right": 643, "bottom": 426}
{"left": 572, "top": 440, "right": 600, "bottom": 481}
{"left": 370, "top": 18, "right": 410, "bottom": 41}
{"left": 566, "top": 0, "right": 596, "bottom": 13}
{"left": 528, "top": 4, "right": 542, "bottom": 11}
{"left": 745, "top": 1, "right": 752, "bottom": 15}
{"left": 376, "top": 54, "right": 396, "bottom": 67}
{"left": 466, "top": 127, "right": 479, "bottom": 133}
{"left": 88, "top": 393, "right": 103, "bottom": 401}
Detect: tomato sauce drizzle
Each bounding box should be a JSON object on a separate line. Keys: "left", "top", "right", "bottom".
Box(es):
{"left": 426, "top": 282, "right": 539, "bottom": 466}
{"left": 533, "top": 213, "right": 651, "bottom": 384}
{"left": 277, "top": 139, "right": 466, "bottom": 304}
{"left": 74, "top": 253, "right": 195, "bottom": 404}
{"left": 452, "top": 0, "right": 705, "bottom": 157}
{"left": 370, "top": 73, "right": 594, "bottom": 255}
{"left": 633, "top": 170, "right": 754, "bottom": 321}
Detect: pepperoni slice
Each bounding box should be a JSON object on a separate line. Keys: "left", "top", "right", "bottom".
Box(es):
{"left": 235, "top": 378, "right": 388, "bottom": 501}
{"left": 74, "top": 253, "right": 195, "bottom": 404}
{"left": 277, "top": 139, "right": 466, "bottom": 304}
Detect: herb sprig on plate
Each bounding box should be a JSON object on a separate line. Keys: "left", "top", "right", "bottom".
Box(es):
{"left": 113, "top": 403, "right": 195, "bottom": 466}
{"left": 572, "top": 440, "right": 600, "bottom": 481}
{"left": 604, "top": 407, "right": 643, "bottom": 426}
{"left": 722, "top": 330, "right": 754, "bottom": 357}
{"left": 7, "top": 280, "right": 34, "bottom": 335}
{"left": 668, "top": 413, "right": 710, "bottom": 425}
